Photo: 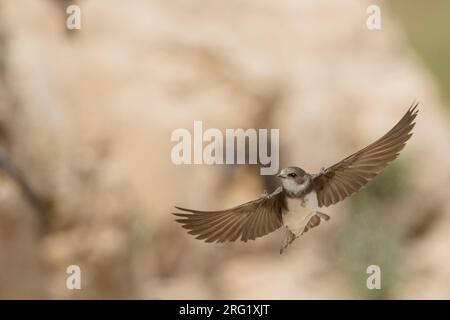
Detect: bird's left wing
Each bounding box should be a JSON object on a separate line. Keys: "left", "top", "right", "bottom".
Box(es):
{"left": 312, "top": 103, "right": 418, "bottom": 207}
{"left": 173, "top": 187, "right": 285, "bottom": 243}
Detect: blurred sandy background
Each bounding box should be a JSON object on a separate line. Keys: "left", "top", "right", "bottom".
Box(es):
{"left": 1, "top": 0, "right": 450, "bottom": 299}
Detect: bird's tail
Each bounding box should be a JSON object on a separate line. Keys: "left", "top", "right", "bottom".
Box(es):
{"left": 280, "top": 228, "right": 297, "bottom": 254}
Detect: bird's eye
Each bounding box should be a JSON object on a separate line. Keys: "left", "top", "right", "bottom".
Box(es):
{"left": 288, "top": 173, "right": 297, "bottom": 178}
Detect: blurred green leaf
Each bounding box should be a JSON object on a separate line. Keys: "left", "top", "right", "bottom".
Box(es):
{"left": 337, "top": 160, "right": 409, "bottom": 298}
{"left": 388, "top": 0, "right": 450, "bottom": 106}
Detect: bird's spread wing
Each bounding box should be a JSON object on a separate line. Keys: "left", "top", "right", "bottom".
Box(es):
{"left": 173, "top": 187, "right": 285, "bottom": 243}
{"left": 312, "top": 103, "right": 418, "bottom": 207}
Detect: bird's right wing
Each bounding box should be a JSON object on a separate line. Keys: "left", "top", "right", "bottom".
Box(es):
{"left": 173, "top": 187, "right": 285, "bottom": 243}
{"left": 312, "top": 103, "right": 418, "bottom": 207}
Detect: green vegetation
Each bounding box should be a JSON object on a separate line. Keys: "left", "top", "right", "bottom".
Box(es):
{"left": 388, "top": 0, "right": 450, "bottom": 106}
{"left": 338, "top": 160, "right": 410, "bottom": 299}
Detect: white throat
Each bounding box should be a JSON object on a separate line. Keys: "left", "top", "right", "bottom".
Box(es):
{"left": 282, "top": 178, "right": 310, "bottom": 195}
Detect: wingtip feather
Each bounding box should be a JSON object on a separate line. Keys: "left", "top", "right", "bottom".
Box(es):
{"left": 408, "top": 100, "right": 420, "bottom": 115}
{"left": 174, "top": 206, "right": 194, "bottom": 212}
{"left": 172, "top": 212, "right": 192, "bottom": 218}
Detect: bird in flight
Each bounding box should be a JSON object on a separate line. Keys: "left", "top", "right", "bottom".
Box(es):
{"left": 173, "top": 103, "right": 418, "bottom": 253}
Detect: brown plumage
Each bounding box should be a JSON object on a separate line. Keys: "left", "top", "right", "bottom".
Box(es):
{"left": 173, "top": 103, "right": 418, "bottom": 251}
{"left": 312, "top": 103, "right": 418, "bottom": 207}
{"left": 174, "top": 187, "right": 285, "bottom": 243}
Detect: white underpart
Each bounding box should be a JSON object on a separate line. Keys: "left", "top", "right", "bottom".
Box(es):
{"left": 283, "top": 191, "right": 319, "bottom": 236}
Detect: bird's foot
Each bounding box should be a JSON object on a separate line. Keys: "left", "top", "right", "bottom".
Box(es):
{"left": 260, "top": 190, "right": 269, "bottom": 198}
{"left": 316, "top": 212, "right": 330, "bottom": 221}
{"left": 300, "top": 212, "right": 330, "bottom": 236}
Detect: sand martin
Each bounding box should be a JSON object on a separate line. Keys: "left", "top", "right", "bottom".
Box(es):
{"left": 173, "top": 103, "right": 418, "bottom": 253}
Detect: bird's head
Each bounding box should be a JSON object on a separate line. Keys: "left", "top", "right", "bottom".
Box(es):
{"left": 277, "top": 167, "right": 312, "bottom": 195}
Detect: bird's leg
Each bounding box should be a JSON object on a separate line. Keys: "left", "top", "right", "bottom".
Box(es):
{"left": 316, "top": 212, "right": 330, "bottom": 221}
{"left": 309, "top": 214, "right": 321, "bottom": 227}
{"left": 280, "top": 228, "right": 297, "bottom": 254}
{"left": 300, "top": 212, "right": 330, "bottom": 236}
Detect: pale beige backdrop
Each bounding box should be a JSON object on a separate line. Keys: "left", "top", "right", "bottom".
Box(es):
{"left": 0, "top": 0, "right": 449, "bottom": 299}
